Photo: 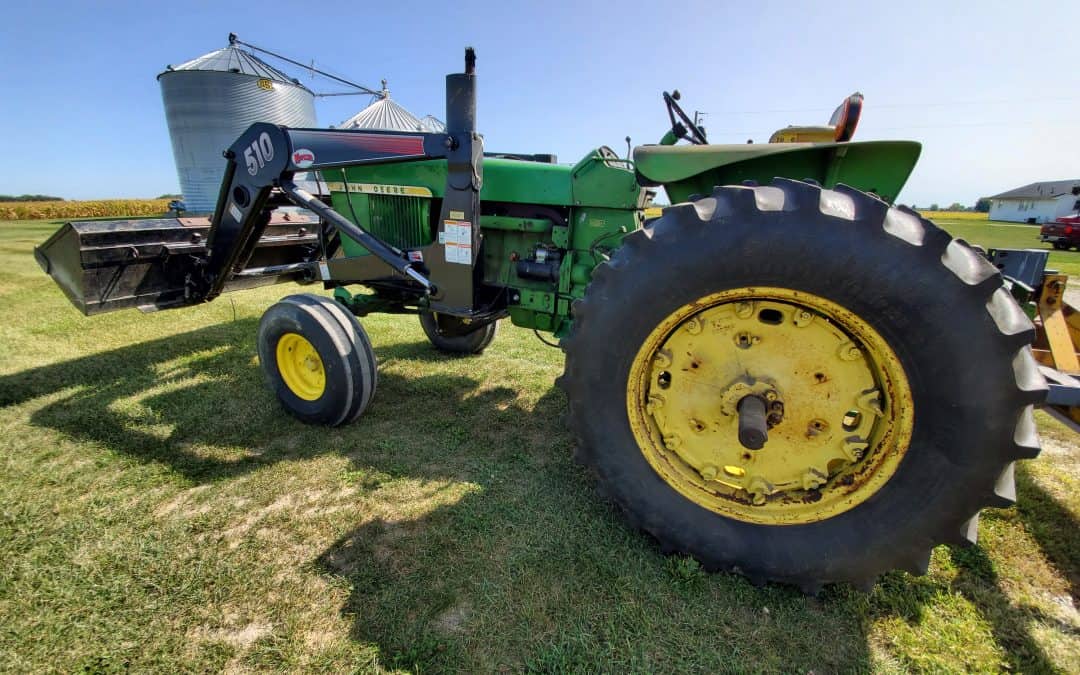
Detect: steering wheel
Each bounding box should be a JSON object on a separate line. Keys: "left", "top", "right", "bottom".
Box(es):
{"left": 663, "top": 90, "right": 708, "bottom": 145}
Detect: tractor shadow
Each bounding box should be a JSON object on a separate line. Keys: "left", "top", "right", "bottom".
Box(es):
{"left": 0, "top": 319, "right": 512, "bottom": 483}
{"left": 1016, "top": 461, "right": 1080, "bottom": 603}
{"left": 1, "top": 319, "right": 875, "bottom": 670}
{"left": 2, "top": 321, "right": 1074, "bottom": 671}
{"left": 871, "top": 543, "right": 1066, "bottom": 673}
{"left": 867, "top": 461, "right": 1079, "bottom": 673}
{"left": 3, "top": 319, "right": 317, "bottom": 482}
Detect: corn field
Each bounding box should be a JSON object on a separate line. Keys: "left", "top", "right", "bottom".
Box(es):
{"left": 918, "top": 210, "right": 989, "bottom": 221}
{"left": 0, "top": 199, "right": 173, "bottom": 221}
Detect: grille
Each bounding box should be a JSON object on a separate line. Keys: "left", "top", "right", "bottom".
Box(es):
{"left": 368, "top": 195, "right": 432, "bottom": 249}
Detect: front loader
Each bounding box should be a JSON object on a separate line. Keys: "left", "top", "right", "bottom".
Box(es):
{"left": 36, "top": 50, "right": 1046, "bottom": 592}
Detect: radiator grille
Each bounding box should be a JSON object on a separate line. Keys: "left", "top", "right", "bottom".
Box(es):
{"left": 368, "top": 195, "right": 432, "bottom": 249}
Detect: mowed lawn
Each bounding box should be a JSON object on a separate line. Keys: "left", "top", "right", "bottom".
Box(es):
{"left": 1, "top": 216, "right": 1078, "bottom": 673}
{"left": 925, "top": 213, "right": 1080, "bottom": 279}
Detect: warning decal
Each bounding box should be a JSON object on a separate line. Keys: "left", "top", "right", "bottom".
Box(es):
{"left": 441, "top": 220, "right": 472, "bottom": 265}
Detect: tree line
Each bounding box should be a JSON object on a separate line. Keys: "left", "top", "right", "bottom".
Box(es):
{"left": 0, "top": 194, "right": 65, "bottom": 202}
{"left": 903, "top": 199, "right": 991, "bottom": 213}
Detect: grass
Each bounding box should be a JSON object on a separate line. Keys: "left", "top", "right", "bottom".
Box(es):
{"left": 925, "top": 214, "right": 1080, "bottom": 279}
{"left": 1, "top": 217, "right": 1078, "bottom": 673}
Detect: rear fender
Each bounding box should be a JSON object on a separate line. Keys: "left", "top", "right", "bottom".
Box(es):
{"left": 638, "top": 140, "right": 921, "bottom": 204}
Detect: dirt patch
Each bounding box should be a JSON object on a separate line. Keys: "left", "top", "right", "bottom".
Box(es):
{"left": 189, "top": 620, "right": 272, "bottom": 649}
{"left": 154, "top": 485, "right": 211, "bottom": 517}
{"left": 303, "top": 629, "right": 336, "bottom": 650}
{"left": 1039, "top": 434, "right": 1079, "bottom": 461}
{"left": 432, "top": 603, "right": 470, "bottom": 635}
{"left": 220, "top": 494, "right": 298, "bottom": 547}
{"left": 371, "top": 519, "right": 410, "bottom": 563}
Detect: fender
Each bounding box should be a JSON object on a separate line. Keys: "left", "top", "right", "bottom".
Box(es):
{"left": 634, "top": 140, "right": 922, "bottom": 204}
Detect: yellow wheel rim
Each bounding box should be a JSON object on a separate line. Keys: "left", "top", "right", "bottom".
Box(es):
{"left": 626, "top": 287, "right": 913, "bottom": 525}
{"left": 276, "top": 332, "right": 326, "bottom": 401}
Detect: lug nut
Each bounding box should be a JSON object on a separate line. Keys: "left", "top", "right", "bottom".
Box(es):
{"left": 837, "top": 342, "right": 861, "bottom": 361}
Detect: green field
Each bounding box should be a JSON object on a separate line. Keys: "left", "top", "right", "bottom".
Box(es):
{"left": 1, "top": 217, "right": 1078, "bottom": 673}
{"left": 930, "top": 216, "right": 1080, "bottom": 278}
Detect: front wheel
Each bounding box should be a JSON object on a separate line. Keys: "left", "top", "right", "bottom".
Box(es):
{"left": 419, "top": 311, "right": 497, "bottom": 355}
{"left": 257, "top": 294, "right": 377, "bottom": 426}
{"left": 560, "top": 179, "right": 1046, "bottom": 591}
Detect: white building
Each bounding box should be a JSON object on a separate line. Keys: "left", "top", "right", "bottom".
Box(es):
{"left": 988, "top": 180, "right": 1080, "bottom": 224}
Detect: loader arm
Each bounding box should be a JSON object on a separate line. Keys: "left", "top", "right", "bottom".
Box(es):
{"left": 201, "top": 123, "right": 455, "bottom": 301}
{"left": 201, "top": 54, "right": 482, "bottom": 310}
{"left": 36, "top": 49, "right": 484, "bottom": 316}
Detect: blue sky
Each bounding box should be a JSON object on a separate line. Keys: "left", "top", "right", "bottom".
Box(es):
{"left": 1, "top": 1, "right": 1076, "bottom": 206}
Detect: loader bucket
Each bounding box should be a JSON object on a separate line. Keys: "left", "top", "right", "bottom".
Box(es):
{"left": 35, "top": 214, "right": 320, "bottom": 316}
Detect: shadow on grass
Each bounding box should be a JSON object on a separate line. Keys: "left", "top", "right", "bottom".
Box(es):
{"left": 2, "top": 320, "right": 1070, "bottom": 671}
{"left": 1016, "top": 462, "right": 1080, "bottom": 602}
{"left": 948, "top": 543, "right": 1066, "bottom": 672}
{"left": 0, "top": 319, "right": 878, "bottom": 671}
{"left": 2, "top": 319, "right": 304, "bottom": 482}
{"left": 314, "top": 489, "right": 878, "bottom": 673}
{"left": 869, "top": 492, "right": 1073, "bottom": 673}
{"left": 0, "top": 319, "right": 512, "bottom": 483}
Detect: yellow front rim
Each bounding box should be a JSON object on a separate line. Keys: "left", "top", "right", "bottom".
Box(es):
{"left": 276, "top": 332, "right": 326, "bottom": 401}
{"left": 627, "top": 287, "right": 913, "bottom": 526}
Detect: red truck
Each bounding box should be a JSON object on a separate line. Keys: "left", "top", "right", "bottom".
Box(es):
{"left": 1040, "top": 213, "right": 1080, "bottom": 250}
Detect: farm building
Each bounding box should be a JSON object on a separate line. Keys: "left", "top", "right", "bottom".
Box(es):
{"left": 988, "top": 179, "right": 1080, "bottom": 224}
{"left": 338, "top": 81, "right": 445, "bottom": 132}
{"left": 157, "top": 37, "right": 318, "bottom": 213}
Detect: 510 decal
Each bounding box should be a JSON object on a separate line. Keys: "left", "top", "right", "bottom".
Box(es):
{"left": 244, "top": 132, "right": 275, "bottom": 176}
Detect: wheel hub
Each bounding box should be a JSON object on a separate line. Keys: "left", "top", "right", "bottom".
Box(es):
{"left": 627, "top": 288, "right": 913, "bottom": 525}
{"left": 276, "top": 332, "right": 326, "bottom": 401}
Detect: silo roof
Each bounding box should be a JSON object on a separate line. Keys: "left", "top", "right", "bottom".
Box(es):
{"left": 160, "top": 44, "right": 312, "bottom": 91}
{"left": 340, "top": 88, "right": 443, "bottom": 132}
{"left": 418, "top": 115, "right": 447, "bottom": 133}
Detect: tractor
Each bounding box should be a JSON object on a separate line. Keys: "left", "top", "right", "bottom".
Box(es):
{"left": 36, "top": 50, "right": 1044, "bottom": 592}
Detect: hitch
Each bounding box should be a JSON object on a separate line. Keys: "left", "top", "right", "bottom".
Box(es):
{"left": 987, "top": 248, "right": 1080, "bottom": 431}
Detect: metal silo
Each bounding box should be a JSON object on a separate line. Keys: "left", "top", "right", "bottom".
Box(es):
{"left": 158, "top": 36, "right": 317, "bottom": 213}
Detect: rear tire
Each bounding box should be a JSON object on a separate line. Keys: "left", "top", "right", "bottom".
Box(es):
{"left": 257, "top": 294, "right": 377, "bottom": 426}
{"left": 419, "top": 311, "right": 497, "bottom": 355}
{"left": 1053, "top": 242, "right": 1069, "bottom": 251}
{"left": 560, "top": 179, "right": 1045, "bottom": 591}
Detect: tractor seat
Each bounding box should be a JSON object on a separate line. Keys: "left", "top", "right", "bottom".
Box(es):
{"left": 634, "top": 92, "right": 866, "bottom": 184}
{"left": 769, "top": 92, "right": 863, "bottom": 144}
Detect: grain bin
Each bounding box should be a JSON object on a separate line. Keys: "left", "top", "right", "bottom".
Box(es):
{"left": 158, "top": 36, "right": 317, "bottom": 213}
{"left": 338, "top": 81, "right": 446, "bottom": 133}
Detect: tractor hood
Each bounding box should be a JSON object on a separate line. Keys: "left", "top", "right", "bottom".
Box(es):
{"left": 634, "top": 140, "right": 921, "bottom": 204}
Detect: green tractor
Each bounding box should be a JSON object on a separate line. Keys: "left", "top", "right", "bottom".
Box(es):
{"left": 36, "top": 50, "right": 1043, "bottom": 592}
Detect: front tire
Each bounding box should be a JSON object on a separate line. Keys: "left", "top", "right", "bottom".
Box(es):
{"left": 257, "top": 294, "right": 377, "bottom": 426}
{"left": 560, "top": 179, "right": 1046, "bottom": 591}
{"left": 419, "top": 311, "right": 497, "bottom": 355}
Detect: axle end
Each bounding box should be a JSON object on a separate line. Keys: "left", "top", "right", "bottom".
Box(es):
{"left": 737, "top": 395, "right": 769, "bottom": 450}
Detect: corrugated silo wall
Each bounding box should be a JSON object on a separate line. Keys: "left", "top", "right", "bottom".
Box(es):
{"left": 159, "top": 71, "right": 317, "bottom": 213}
